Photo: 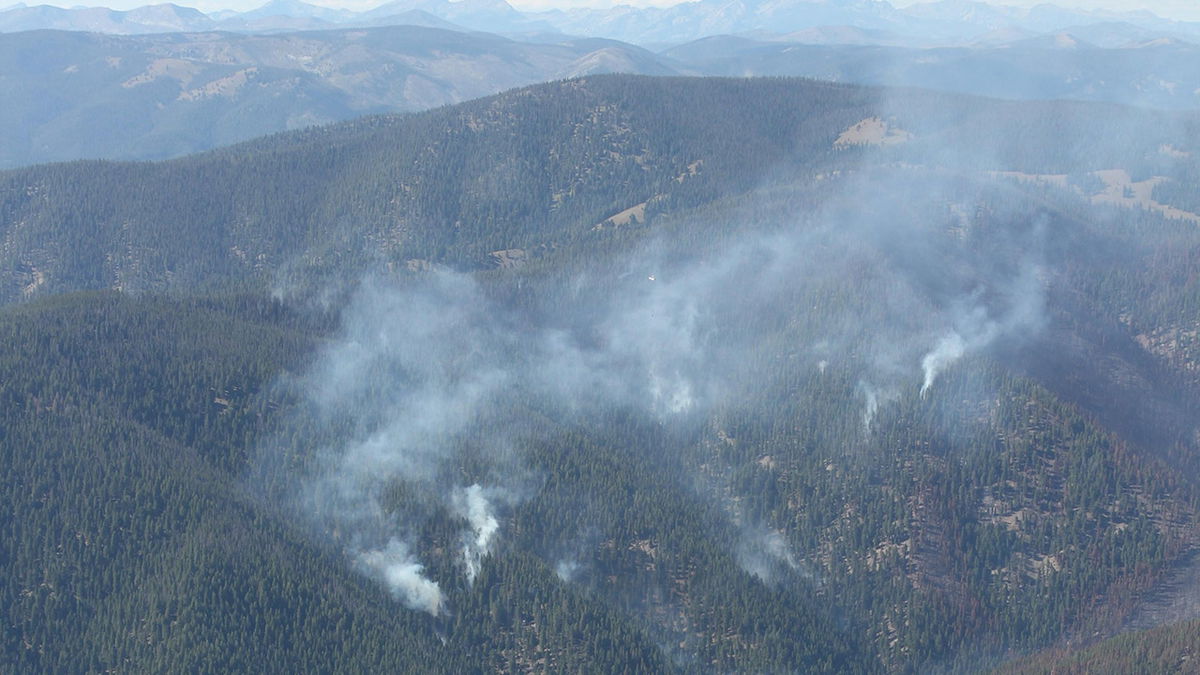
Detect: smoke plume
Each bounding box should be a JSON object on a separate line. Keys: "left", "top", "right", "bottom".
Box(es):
{"left": 255, "top": 105, "right": 1068, "bottom": 618}
{"left": 356, "top": 539, "right": 444, "bottom": 616}
{"left": 737, "top": 527, "right": 804, "bottom": 585}
{"left": 453, "top": 484, "right": 501, "bottom": 584}
{"left": 919, "top": 254, "right": 1045, "bottom": 397}
{"left": 859, "top": 381, "right": 898, "bottom": 431}
{"left": 920, "top": 331, "right": 968, "bottom": 397}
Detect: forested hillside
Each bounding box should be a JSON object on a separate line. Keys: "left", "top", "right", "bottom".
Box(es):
{"left": 995, "top": 617, "right": 1200, "bottom": 673}
{"left": 0, "top": 26, "right": 676, "bottom": 168}
{"left": 1, "top": 76, "right": 879, "bottom": 301}
{"left": 4, "top": 75, "right": 1196, "bottom": 304}
{"left": 4, "top": 75, "right": 1200, "bottom": 672}
{"left": 6, "top": 26, "right": 1200, "bottom": 170}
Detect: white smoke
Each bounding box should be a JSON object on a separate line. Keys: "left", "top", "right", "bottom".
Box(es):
{"left": 263, "top": 168, "right": 1050, "bottom": 614}
{"left": 859, "top": 381, "right": 898, "bottom": 431}
{"left": 737, "top": 528, "right": 802, "bottom": 585}
{"left": 265, "top": 264, "right": 724, "bottom": 611}
{"left": 920, "top": 331, "right": 968, "bottom": 397}
{"left": 601, "top": 272, "right": 707, "bottom": 417}
{"left": 649, "top": 369, "right": 695, "bottom": 414}
{"left": 452, "top": 484, "right": 501, "bottom": 584}
{"left": 918, "top": 259, "right": 1044, "bottom": 397}
{"left": 356, "top": 539, "right": 444, "bottom": 616}
{"left": 555, "top": 559, "right": 581, "bottom": 582}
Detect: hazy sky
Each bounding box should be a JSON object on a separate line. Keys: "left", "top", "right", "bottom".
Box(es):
{"left": 12, "top": 0, "right": 1200, "bottom": 22}
{"left": 892, "top": 0, "right": 1200, "bottom": 21}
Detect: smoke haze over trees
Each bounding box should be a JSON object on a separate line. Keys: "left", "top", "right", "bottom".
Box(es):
{"left": 2, "top": 32, "right": 1200, "bottom": 673}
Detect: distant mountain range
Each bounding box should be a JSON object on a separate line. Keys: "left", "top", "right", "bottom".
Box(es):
{"left": 3, "top": 0, "right": 1200, "bottom": 47}
{"left": 2, "top": 0, "right": 1197, "bottom": 168}
{"left": 664, "top": 32, "right": 1200, "bottom": 110}
{"left": 0, "top": 25, "right": 678, "bottom": 167}
{"left": 3, "top": 20, "right": 1198, "bottom": 168}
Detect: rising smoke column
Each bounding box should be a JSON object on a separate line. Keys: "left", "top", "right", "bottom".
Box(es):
{"left": 918, "top": 254, "right": 1045, "bottom": 397}
{"left": 356, "top": 539, "right": 444, "bottom": 615}
{"left": 452, "top": 484, "right": 501, "bottom": 584}
{"left": 920, "top": 331, "right": 968, "bottom": 397}
{"left": 859, "top": 380, "right": 898, "bottom": 430}
{"left": 735, "top": 526, "right": 815, "bottom": 586}
{"left": 269, "top": 271, "right": 521, "bottom": 615}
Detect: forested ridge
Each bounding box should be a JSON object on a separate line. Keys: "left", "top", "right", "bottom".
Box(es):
{"left": 5, "top": 75, "right": 1195, "bottom": 305}
{"left": 0, "top": 25, "right": 678, "bottom": 169}
{"left": 3, "top": 75, "right": 1200, "bottom": 672}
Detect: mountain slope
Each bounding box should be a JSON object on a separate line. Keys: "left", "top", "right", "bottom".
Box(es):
{"left": 0, "top": 291, "right": 704, "bottom": 672}
{"left": 4, "top": 74, "right": 1200, "bottom": 671}
{"left": 0, "top": 75, "right": 879, "bottom": 299}
{"left": 994, "top": 617, "right": 1200, "bottom": 673}
{"left": 6, "top": 21, "right": 1200, "bottom": 170}
{"left": 0, "top": 292, "right": 463, "bottom": 672}
{"left": 3, "top": 75, "right": 1198, "bottom": 302}
{"left": 0, "top": 26, "right": 678, "bottom": 168}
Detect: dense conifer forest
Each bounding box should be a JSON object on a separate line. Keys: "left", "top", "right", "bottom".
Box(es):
{"left": 3, "top": 75, "right": 1200, "bottom": 671}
